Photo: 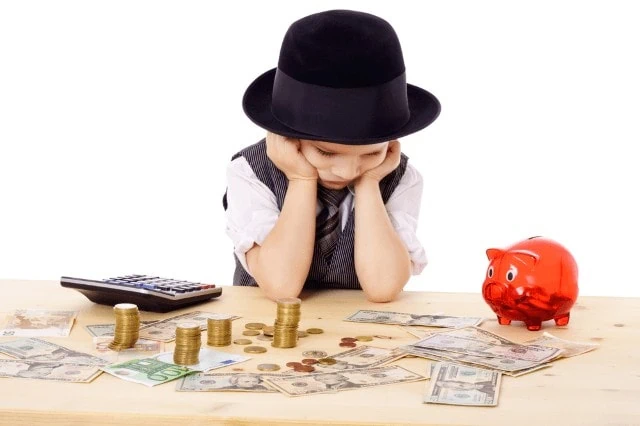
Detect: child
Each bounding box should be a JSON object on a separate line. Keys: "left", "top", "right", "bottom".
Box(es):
{"left": 223, "top": 9, "right": 440, "bottom": 302}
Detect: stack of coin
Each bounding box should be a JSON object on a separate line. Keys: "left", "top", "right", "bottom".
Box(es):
{"left": 173, "top": 322, "right": 201, "bottom": 365}
{"left": 272, "top": 297, "right": 301, "bottom": 348}
{"left": 207, "top": 318, "right": 232, "bottom": 346}
{"left": 108, "top": 303, "right": 140, "bottom": 351}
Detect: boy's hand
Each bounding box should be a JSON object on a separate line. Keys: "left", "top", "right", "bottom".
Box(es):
{"left": 266, "top": 132, "right": 318, "bottom": 181}
{"left": 358, "top": 140, "right": 401, "bottom": 183}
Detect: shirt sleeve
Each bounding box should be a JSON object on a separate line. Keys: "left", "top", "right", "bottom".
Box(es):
{"left": 385, "top": 162, "right": 428, "bottom": 275}
{"left": 224, "top": 157, "right": 280, "bottom": 277}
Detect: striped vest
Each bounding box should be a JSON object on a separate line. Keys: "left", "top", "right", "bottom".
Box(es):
{"left": 223, "top": 139, "right": 408, "bottom": 290}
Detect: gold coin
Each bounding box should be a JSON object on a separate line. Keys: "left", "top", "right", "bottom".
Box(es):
{"left": 257, "top": 335, "right": 273, "bottom": 341}
{"left": 262, "top": 326, "right": 275, "bottom": 336}
{"left": 257, "top": 363, "right": 280, "bottom": 372}
{"left": 297, "top": 330, "right": 308, "bottom": 338}
{"left": 242, "top": 330, "right": 260, "bottom": 336}
{"left": 245, "top": 322, "right": 266, "bottom": 330}
{"left": 317, "top": 357, "right": 337, "bottom": 365}
{"left": 233, "top": 338, "right": 252, "bottom": 345}
{"left": 355, "top": 335, "right": 373, "bottom": 342}
{"left": 244, "top": 346, "right": 267, "bottom": 354}
{"left": 306, "top": 328, "right": 324, "bottom": 334}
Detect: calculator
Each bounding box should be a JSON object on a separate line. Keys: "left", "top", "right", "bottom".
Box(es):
{"left": 60, "top": 274, "right": 223, "bottom": 313}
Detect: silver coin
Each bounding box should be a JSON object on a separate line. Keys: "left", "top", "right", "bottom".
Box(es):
{"left": 302, "top": 350, "right": 328, "bottom": 358}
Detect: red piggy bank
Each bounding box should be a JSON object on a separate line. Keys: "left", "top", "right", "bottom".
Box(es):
{"left": 482, "top": 237, "right": 578, "bottom": 331}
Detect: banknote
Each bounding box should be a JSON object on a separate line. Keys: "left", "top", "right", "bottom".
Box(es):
{"left": 100, "top": 357, "right": 195, "bottom": 386}
{"left": 263, "top": 365, "right": 425, "bottom": 397}
{"left": 399, "top": 344, "right": 552, "bottom": 374}
{"left": 424, "top": 362, "right": 501, "bottom": 406}
{"left": 413, "top": 327, "right": 562, "bottom": 363}
{"left": 139, "top": 312, "right": 240, "bottom": 342}
{"left": 345, "top": 310, "right": 483, "bottom": 328}
{"left": 0, "top": 309, "right": 77, "bottom": 337}
{"left": 93, "top": 336, "right": 164, "bottom": 353}
{"left": 176, "top": 372, "right": 284, "bottom": 392}
{"left": 85, "top": 321, "right": 158, "bottom": 337}
{"left": 314, "top": 345, "right": 405, "bottom": 371}
{"left": 0, "top": 359, "right": 101, "bottom": 382}
{"left": 400, "top": 325, "right": 440, "bottom": 339}
{"left": 523, "top": 332, "right": 599, "bottom": 358}
{"left": 0, "top": 338, "right": 109, "bottom": 366}
{"left": 155, "top": 348, "right": 249, "bottom": 372}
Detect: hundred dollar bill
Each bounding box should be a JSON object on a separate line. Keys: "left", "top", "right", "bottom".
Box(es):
{"left": 176, "top": 372, "right": 283, "bottom": 392}
{"left": 314, "top": 345, "right": 405, "bottom": 371}
{"left": 100, "top": 357, "right": 195, "bottom": 386}
{"left": 424, "top": 362, "right": 501, "bottom": 406}
{"left": 85, "top": 320, "right": 158, "bottom": 337}
{"left": 0, "top": 359, "right": 101, "bottom": 382}
{"left": 0, "top": 338, "right": 109, "bottom": 366}
{"left": 345, "top": 310, "right": 483, "bottom": 328}
{"left": 523, "top": 332, "right": 599, "bottom": 358}
{"left": 0, "top": 309, "right": 77, "bottom": 337}
{"left": 155, "top": 348, "right": 249, "bottom": 372}
{"left": 263, "top": 365, "right": 425, "bottom": 397}
{"left": 139, "top": 312, "right": 240, "bottom": 342}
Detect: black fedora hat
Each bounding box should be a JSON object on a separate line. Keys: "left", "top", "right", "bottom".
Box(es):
{"left": 242, "top": 9, "right": 441, "bottom": 145}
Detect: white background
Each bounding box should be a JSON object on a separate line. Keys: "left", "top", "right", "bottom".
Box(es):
{"left": 1, "top": 1, "right": 638, "bottom": 297}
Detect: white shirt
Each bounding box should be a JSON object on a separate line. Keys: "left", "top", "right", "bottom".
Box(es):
{"left": 225, "top": 156, "right": 428, "bottom": 277}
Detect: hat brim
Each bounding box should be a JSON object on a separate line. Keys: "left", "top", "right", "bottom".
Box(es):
{"left": 242, "top": 68, "right": 441, "bottom": 145}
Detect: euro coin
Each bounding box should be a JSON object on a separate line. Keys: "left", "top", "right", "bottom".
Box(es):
{"left": 302, "top": 350, "right": 327, "bottom": 358}
{"left": 257, "top": 363, "right": 280, "bottom": 372}
{"left": 244, "top": 346, "right": 267, "bottom": 354}
{"left": 233, "top": 338, "right": 252, "bottom": 345}
{"left": 306, "top": 328, "right": 324, "bottom": 334}
{"left": 317, "top": 357, "right": 337, "bottom": 365}
{"left": 245, "top": 322, "right": 266, "bottom": 330}
{"left": 356, "top": 335, "right": 374, "bottom": 342}
{"left": 242, "top": 330, "right": 260, "bottom": 336}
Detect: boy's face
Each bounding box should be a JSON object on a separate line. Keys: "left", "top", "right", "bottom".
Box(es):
{"left": 299, "top": 140, "right": 389, "bottom": 189}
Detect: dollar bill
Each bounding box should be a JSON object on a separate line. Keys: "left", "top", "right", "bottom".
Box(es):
{"left": 345, "top": 310, "right": 483, "bottom": 328}
{"left": 85, "top": 321, "right": 158, "bottom": 337}
{"left": 413, "top": 327, "right": 562, "bottom": 363}
{"left": 424, "top": 362, "right": 501, "bottom": 406}
{"left": 263, "top": 365, "right": 425, "bottom": 397}
{"left": 314, "top": 345, "right": 405, "bottom": 371}
{"left": 154, "top": 348, "right": 249, "bottom": 372}
{"left": 0, "top": 359, "right": 101, "bottom": 382}
{"left": 400, "top": 325, "right": 440, "bottom": 339}
{"left": 523, "top": 332, "right": 599, "bottom": 358}
{"left": 138, "top": 312, "right": 239, "bottom": 342}
{"left": 399, "top": 344, "right": 552, "bottom": 374}
{"left": 93, "top": 336, "right": 164, "bottom": 353}
{"left": 0, "top": 309, "right": 77, "bottom": 337}
{"left": 100, "top": 358, "right": 195, "bottom": 386}
{"left": 176, "top": 372, "right": 284, "bottom": 392}
{"left": 0, "top": 338, "right": 109, "bottom": 366}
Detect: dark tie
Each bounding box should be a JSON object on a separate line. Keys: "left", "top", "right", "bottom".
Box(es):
{"left": 316, "top": 185, "right": 350, "bottom": 263}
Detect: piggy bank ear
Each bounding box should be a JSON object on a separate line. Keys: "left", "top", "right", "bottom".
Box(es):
{"left": 511, "top": 250, "right": 540, "bottom": 268}
{"left": 486, "top": 248, "right": 504, "bottom": 260}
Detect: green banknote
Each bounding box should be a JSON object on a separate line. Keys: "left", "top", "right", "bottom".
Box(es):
{"left": 101, "top": 357, "right": 194, "bottom": 387}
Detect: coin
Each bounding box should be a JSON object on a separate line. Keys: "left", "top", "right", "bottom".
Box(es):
{"left": 339, "top": 342, "right": 356, "bottom": 348}
{"left": 245, "top": 322, "right": 266, "bottom": 330}
{"left": 302, "top": 350, "right": 328, "bottom": 358}
{"left": 242, "top": 330, "right": 260, "bottom": 336}
{"left": 317, "top": 357, "right": 337, "bottom": 365}
{"left": 257, "top": 363, "right": 280, "bottom": 372}
{"left": 306, "top": 328, "right": 324, "bottom": 334}
{"left": 262, "top": 326, "right": 275, "bottom": 337}
{"left": 286, "top": 361, "right": 302, "bottom": 368}
{"left": 294, "top": 364, "right": 315, "bottom": 373}
{"left": 233, "top": 338, "right": 252, "bottom": 345}
{"left": 341, "top": 337, "right": 357, "bottom": 343}
{"left": 301, "top": 358, "right": 318, "bottom": 365}
{"left": 257, "top": 335, "right": 273, "bottom": 341}
{"left": 244, "top": 346, "right": 267, "bottom": 354}
{"left": 356, "top": 335, "right": 374, "bottom": 342}
{"left": 297, "top": 330, "right": 309, "bottom": 338}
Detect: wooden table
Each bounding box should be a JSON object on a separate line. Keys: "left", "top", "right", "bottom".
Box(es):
{"left": 0, "top": 280, "right": 638, "bottom": 425}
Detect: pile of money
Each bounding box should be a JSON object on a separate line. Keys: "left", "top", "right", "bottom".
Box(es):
{"left": 173, "top": 322, "right": 201, "bottom": 365}
{"left": 108, "top": 303, "right": 140, "bottom": 351}
{"left": 207, "top": 318, "right": 232, "bottom": 347}
{"left": 400, "top": 326, "right": 564, "bottom": 377}
{"left": 272, "top": 297, "right": 301, "bottom": 348}
{"left": 424, "top": 362, "right": 501, "bottom": 406}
